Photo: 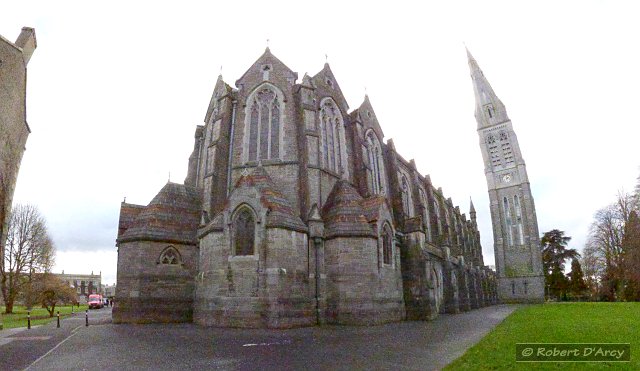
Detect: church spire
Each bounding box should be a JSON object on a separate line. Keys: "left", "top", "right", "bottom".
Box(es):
{"left": 467, "top": 47, "right": 509, "bottom": 129}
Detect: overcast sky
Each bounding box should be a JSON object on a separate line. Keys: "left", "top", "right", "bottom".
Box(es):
{"left": 3, "top": 1, "right": 639, "bottom": 285}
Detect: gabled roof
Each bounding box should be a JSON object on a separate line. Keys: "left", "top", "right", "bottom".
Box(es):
{"left": 118, "top": 182, "right": 202, "bottom": 245}
{"left": 350, "top": 94, "right": 384, "bottom": 141}
{"left": 312, "top": 63, "right": 349, "bottom": 112}
{"left": 204, "top": 74, "right": 232, "bottom": 124}
{"left": 235, "top": 47, "right": 298, "bottom": 88}
{"left": 233, "top": 166, "right": 307, "bottom": 232}
{"left": 321, "top": 180, "right": 376, "bottom": 239}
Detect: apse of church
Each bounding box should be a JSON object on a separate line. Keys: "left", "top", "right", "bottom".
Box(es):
{"left": 115, "top": 48, "right": 497, "bottom": 327}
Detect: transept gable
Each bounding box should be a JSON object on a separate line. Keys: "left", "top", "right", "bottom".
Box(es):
{"left": 234, "top": 47, "right": 298, "bottom": 98}
{"left": 351, "top": 95, "right": 384, "bottom": 144}
{"left": 312, "top": 63, "right": 349, "bottom": 114}
{"left": 204, "top": 74, "right": 232, "bottom": 124}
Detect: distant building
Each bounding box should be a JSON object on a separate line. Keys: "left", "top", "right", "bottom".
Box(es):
{"left": 0, "top": 27, "right": 37, "bottom": 269}
{"left": 102, "top": 283, "right": 116, "bottom": 298}
{"left": 55, "top": 271, "right": 102, "bottom": 302}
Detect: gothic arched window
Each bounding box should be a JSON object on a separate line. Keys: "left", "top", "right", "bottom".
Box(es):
{"left": 433, "top": 198, "right": 443, "bottom": 237}
{"left": 234, "top": 208, "right": 255, "bottom": 256}
{"left": 246, "top": 85, "right": 282, "bottom": 162}
{"left": 503, "top": 196, "right": 513, "bottom": 247}
{"left": 159, "top": 246, "right": 181, "bottom": 265}
{"left": 514, "top": 195, "right": 524, "bottom": 245}
{"left": 382, "top": 224, "right": 393, "bottom": 265}
{"left": 401, "top": 175, "right": 412, "bottom": 217}
{"left": 319, "top": 99, "right": 347, "bottom": 177}
{"left": 365, "top": 131, "right": 385, "bottom": 195}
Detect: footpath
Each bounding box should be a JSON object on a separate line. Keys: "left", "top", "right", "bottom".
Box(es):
{"left": 0, "top": 306, "right": 112, "bottom": 370}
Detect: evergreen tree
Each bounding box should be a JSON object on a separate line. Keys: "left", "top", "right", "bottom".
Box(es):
{"left": 541, "top": 230, "right": 578, "bottom": 300}
{"left": 567, "top": 258, "right": 588, "bottom": 300}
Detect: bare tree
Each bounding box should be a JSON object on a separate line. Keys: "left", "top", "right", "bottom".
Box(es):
{"left": 586, "top": 192, "right": 636, "bottom": 300}
{"left": 1, "top": 204, "right": 55, "bottom": 313}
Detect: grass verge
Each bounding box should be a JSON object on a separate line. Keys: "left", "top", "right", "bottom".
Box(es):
{"left": 1, "top": 305, "right": 89, "bottom": 329}
{"left": 446, "top": 302, "right": 639, "bottom": 370}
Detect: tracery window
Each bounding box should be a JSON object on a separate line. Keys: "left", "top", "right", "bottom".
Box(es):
{"left": 401, "top": 175, "right": 413, "bottom": 217}
{"left": 365, "top": 131, "right": 385, "bottom": 195}
{"left": 159, "top": 246, "right": 181, "bottom": 265}
{"left": 234, "top": 208, "right": 255, "bottom": 256}
{"left": 382, "top": 224, "right": 393, "bottom": 265}
{"left": 319, "top": 99, "right": 347, "bottom": 176}
{"left": 247, "top": 85, "right": 281, "bottom": 162}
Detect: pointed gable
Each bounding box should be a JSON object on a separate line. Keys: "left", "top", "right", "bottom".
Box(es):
{"left": 312, "top": 63, "right": 349, "bottom": 113}
{"left": 204, "top": 74, "right": 232, "bottom": 124}
{"left": 235, "top": 47, "right": 298, "bottom": 92}
{"left": 231, "top": 166, "right": 307, "bottom": 232}
{"left": 118, "top": 183, "right": 202, "bottom": 245}
{"left": 321, "top": 180, "right": 376, "bottom": 239}
{"left": 350, "top": 94, "right": 384, "bottom": 141}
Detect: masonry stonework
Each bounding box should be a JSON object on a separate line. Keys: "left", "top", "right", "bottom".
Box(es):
{"left": 116, "top": 48, "right": 499, "bottom": 327}
{"left": 468, "top": 49, "right": 545, "bottom": 303}
{"left": 0, "top": 28, "right": 37, "bottom": 271}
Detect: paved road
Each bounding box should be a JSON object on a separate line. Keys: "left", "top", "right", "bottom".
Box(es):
{"left": 0, "top": 305, "right": 113, "bottom": 370}
{"left": 1, "top": 305, "right": 517, "bottom": 371}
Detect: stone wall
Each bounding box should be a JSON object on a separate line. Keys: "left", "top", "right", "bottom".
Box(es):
{"left": 113, "top": 241, "right": 198, "bottom": 323}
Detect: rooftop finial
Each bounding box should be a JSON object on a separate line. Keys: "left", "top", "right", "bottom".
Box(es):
{"left": 325, "top": 53, "right": 328, "bottom": 63}
{"left": 168, "top": 171, "right": 171, "bottom": 182}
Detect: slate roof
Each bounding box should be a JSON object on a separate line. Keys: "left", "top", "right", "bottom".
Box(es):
{"left": 117, "top": 203, "right": 145, "bottom": 239}
{"left": 321, "top": 180, "right": 376, "bottom": 239}
{"left": 234, "top": 166, "right": 307, "bottom": 232}
{"left": 117, "top": 182, "right": 202, "bottom": 245}
{"left": 360, "top": 195, "right": 388, "bottom": 223}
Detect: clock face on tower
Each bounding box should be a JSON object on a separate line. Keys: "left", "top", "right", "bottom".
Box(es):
{"left": 502, "top": 174, "right": 512, "bottom": 183}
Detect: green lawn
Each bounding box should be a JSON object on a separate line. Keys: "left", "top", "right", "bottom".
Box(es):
{"left": 447, "top": 302, "right": 639, "bottom": 370}
{"left": 1, "top": 304, "right": 89, "bottom": 329}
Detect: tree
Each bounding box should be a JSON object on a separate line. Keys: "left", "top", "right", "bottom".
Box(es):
{"left": 26, "top": 274, "right": 77, "bottom": 317}
{"left": 580, "top": 242, "right": 605, "bottom": 300}
{"left": 566, "top": 258, "right": 588, "bottom": 300}
{"left": 541, "top": 230, "right": 578, "bottom": 300}
{"left": 586, "top": 192, "right": 635, "bottom": 300}
{"left": 621, "top": 210, "right": 640, "bottom": 301}
{"left": 1, "top": 204, "right": 55, "bottom": 313}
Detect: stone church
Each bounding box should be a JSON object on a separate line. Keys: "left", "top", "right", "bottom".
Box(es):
{"left": 115, "top": 48, "right": 498, "bottom": 327}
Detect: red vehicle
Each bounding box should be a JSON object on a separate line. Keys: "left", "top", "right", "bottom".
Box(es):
{"left": 88, "top": 294, "right": 104, "bottom": 309}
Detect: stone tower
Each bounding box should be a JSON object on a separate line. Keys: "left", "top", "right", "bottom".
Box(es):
{"left": 467, "top": 49, "right": 544, "bottom": 303}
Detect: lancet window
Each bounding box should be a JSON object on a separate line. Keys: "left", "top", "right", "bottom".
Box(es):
{"left": 382, "top": 224, "right": 393, "bottom": 265}
{"left": 401, "top": 175, "right": 413, "bottom": 217}
{"left": 419, "top": 188, "right": 432, "bottom": 241}
{"left": 365, "top": 131, "right": 385, "bottom": 195}
{"left": 320, "top": 99, "right": 347, "bottom": 176}
{"left": 234, "top": 208, "right": 255, "bottom": 256}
